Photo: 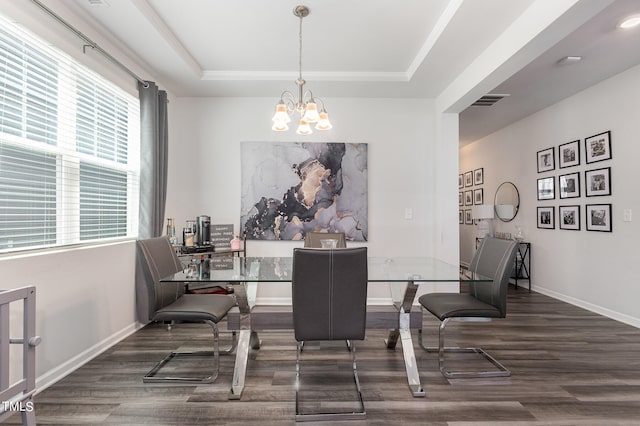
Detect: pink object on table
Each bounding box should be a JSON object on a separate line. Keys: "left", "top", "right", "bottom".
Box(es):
{"left": 230, "top": 236, "right": 241, "bottom": 250}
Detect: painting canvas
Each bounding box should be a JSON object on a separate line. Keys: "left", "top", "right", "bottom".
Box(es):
{"left": 241, "top": 142, "right": 368, "bottom": 241}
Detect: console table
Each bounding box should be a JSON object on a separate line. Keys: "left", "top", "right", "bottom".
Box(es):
{"left": 512, "top": 242, "right": 531, "bottom": 292}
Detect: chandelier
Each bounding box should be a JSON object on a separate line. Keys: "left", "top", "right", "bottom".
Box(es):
{"left": 271, "top": 5, "right": 332, "bottom": 135}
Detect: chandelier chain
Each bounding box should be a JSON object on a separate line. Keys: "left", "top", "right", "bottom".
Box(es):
{"left": 298, "top": 13, "right": 303, "bottom": 82}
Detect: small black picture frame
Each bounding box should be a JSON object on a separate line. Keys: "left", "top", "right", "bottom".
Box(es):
{"left": 473, "top": 168, "right": 484, "bottom": 185}
{"left": 465, "top": 209, "right": 473, "bottom": 225}
{"left": 586, "top": 203, "right": 612, "bottom": 232}
{"left": 459, "top": 174, "right": 464, "bottom": 189}
{"left": 464, "top": 171, "right": 473, "bottom": 187}
{"left": 585, "top": 131, "right": 611, "bottom": 164}
{"left": 559, "top": 172, "right": 580, "bottom": 199}
{"left": 459, "top": 192, "right": 464, "bottom": 206}
{"left": 537, "top": 147, "right": 555, "bottom": 173}
{"left": 464, "top": 190, "right": 473, "bottom": 206}
{"left": 559, "top": 140, "right": 580, "bottom": 168}
{"left": 459, "top": 209, "right": 464, "bottom": 224}
{"left": 559, "top": 205, "right": 580, "bottom": 230}
{"left": 585, "top": 167, "right": 611, "bottom": 197}
{"left": 537, "top": 176, "right": 555, "bottom": 200}
{"left": 537, "top": 206, "right": 555, "bottom": 229}
{"left": 474, "top": 188, "right": 484, "bottom": 205}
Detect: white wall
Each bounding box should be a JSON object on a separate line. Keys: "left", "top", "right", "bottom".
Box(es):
{"left": 167, "top": 97, "right": 461, "bottom": 302}
{"left": 460, "top": 63, "right": 640, "bottom": 327}
{"left": 1, "top": 242, "right": 139, "bottom": 390}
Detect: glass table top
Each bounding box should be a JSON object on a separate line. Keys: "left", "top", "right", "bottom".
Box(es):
{"left": 161, "top": 256, "right": 491, "bottom": 283}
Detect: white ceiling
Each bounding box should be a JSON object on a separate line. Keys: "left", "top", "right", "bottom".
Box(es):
{"left": 459, "top": 0, "right": 640, "bottom": 145}
{"left": 38, "top": 0, "right": 640, "bottom": 144}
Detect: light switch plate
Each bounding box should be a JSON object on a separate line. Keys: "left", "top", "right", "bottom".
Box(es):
{"left": 404, "top": 208, "right": 413, "bottom": 220}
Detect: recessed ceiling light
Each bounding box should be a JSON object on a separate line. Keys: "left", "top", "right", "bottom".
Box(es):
{"left": 87, "top": 0, "right": 110, "bottom": 6}
{"left": 619, "top": 15, "right": 640, "bottom": 29}
{"left": 557, "top": 56, "right": 582, "bottom": 66}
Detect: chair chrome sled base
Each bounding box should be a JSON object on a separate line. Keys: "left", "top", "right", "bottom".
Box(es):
{"left": 144, "top": 322, "right": 237, "bottom": 384}
{"left": 418, "top": 318, "right": 511, "bottom": 379}
{"left": 294, "top": 340, "right": 366, "bottom": 422}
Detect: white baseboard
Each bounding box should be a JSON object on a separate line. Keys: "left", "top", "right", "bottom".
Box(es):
{"left": 253, "top": 297, "right": 290, "bottom": 305}
{"left": 534, "top": 285, "right": 640, "bottom": 329}
{"left": 34, "top": 322, "right": 144, "bottom": 394}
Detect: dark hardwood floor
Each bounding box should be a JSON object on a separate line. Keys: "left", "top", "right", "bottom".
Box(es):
{"left": 7, "top": 287, "right": 640, "bottom": 425}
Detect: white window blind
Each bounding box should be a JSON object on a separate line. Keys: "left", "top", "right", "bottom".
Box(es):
{"left": 0, "top": 15, "right": 139, "bottom": 253}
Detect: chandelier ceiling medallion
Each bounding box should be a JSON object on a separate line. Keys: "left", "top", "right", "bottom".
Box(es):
{"left": 271, "top": 5, "right": 332, "bottom": 135}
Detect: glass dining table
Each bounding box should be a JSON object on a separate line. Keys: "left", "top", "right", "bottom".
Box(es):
{"left": 160, "top": 256, "right": 491, "bottom": 399}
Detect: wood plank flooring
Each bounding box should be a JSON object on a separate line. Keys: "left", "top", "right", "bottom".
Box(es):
{"left": 6, "top": 287, "right": 640, "bottom": 425}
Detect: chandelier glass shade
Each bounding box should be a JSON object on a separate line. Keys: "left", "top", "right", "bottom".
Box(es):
{"left": 271, "top": 5, "right": 332, "bottom": 135}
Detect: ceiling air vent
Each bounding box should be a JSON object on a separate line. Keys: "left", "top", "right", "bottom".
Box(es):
{"left": 470, "top": 93, "right": 510, "bottom": 107}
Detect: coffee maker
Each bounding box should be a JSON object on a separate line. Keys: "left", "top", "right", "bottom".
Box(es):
{"left": 196, "top": 215, "right": 211, "bottom": 246}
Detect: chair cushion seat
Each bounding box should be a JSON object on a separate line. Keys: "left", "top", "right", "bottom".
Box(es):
{"left": 153, "top": 294, "right": 236, "bottom": 323}
{"left": 419, "top": 293, "right": 502, "bottom": 321}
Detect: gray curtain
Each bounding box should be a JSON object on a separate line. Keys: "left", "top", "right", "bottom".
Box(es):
{"left": 138, "top": 80, "right": 168, "bottom": 239}
{"left": 136, "top": 80, "right": 169, "bottom": 323}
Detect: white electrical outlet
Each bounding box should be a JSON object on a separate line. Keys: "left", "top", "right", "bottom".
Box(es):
{"left": 623, "top": 209, "right": 632, "bottom": 222}
{"left": 404, "top": 208, "right": 413, "bottom": 220}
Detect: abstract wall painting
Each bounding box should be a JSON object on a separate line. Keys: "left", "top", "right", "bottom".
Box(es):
{"left": 240, "top": 142, "right": 368, "bottom": 241}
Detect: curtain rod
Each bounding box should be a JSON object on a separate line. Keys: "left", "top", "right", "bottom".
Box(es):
{"left": 30, "top": 0, "right": 149, "bottom": 88}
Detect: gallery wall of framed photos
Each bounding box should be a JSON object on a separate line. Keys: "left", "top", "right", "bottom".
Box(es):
{"left": 536, "top": 130, "right": 613, "bottom": 232}
{"left": 459, "top": 167, "right": 484, "bottom": 226}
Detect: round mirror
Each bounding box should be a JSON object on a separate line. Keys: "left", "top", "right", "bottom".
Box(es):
{"left": 494, "top": 182, "right": 520, "bottom": 222}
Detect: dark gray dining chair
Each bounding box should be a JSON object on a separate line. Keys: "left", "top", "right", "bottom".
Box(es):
{"left": 303, "top": 231, "right": 346, "bottom": 248}
{"left": 418, "top": 237, "right": 518, "bottom": 378}
{"left": 137, "top": 236, "right": 236, "bottom": 384}
{"left": 292, "top": 247, "right": 367, "bottom": 421}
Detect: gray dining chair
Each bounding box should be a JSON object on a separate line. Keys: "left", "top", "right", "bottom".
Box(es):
{"left": 303, "top": 231, "right": 346, "bottom": 248}
{"left": 137, "top": 236, "right": 237, "bottom": 384}
{"left": 418, "top": 237, "right": 518, "bottom": 378}
{"left": 292, "top": 247, "right": 368, "bottom": 421}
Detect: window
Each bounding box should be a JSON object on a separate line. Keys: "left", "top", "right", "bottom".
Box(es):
{"left": 0, "top": 16, "right": 139, "bottom": 253}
